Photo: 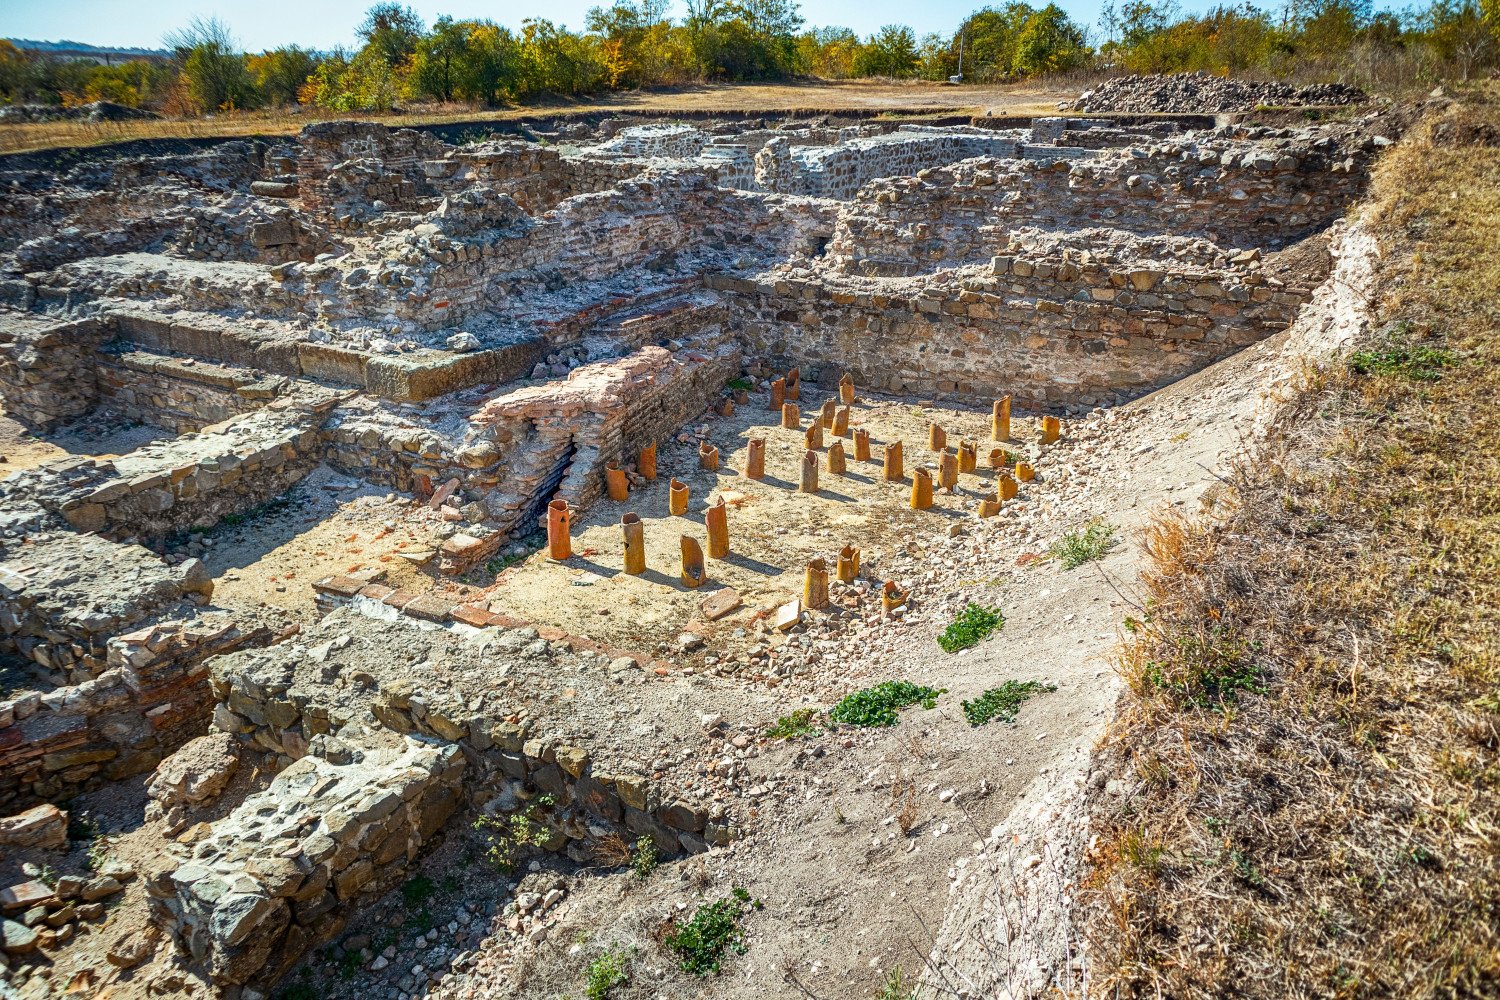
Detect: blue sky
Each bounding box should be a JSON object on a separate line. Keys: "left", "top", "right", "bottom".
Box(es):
{"left": 0, "top": 0, "right": 1192, "bottom": 52}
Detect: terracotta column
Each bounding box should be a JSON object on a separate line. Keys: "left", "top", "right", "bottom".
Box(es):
{"left": 781, "top": 402, "right": 800, "bottom": 430}
{"left": 669, "top": 477, "right": 690, "bottom": 515}
{"left": 833, "top": 406, "right": 850, "bottom": 437}
{"left": 1016, "top": 461, "right": 1036, "bottom": 483}
{"left": 800, "top": 449, "right": 819, "bottom": 493}
{"left": 820, "top": 399, "right": 836, "bottom": 428}
{"left": 680, "top": 536, "right": 705, "bottom": 588}
{"left": 769, "top": 378, "right": 785, "bottom": 410}
{"left": 837, "top": 544, "right": 860, "bottom": 582}
{"left": 638, "top": 442, "right": 657, "bottom": 481}
{"left": 938, "top": 449, "right": 958, "bottom": 491}
{"left": 928, "top": 422, "right": 946, "bottom": 452}
{"left": 706, "top": 498, "right": 729, "bottom": 559}
{"left": 546, "top": 499, "right": 571, "bottom": 560}
{"left": 838, "top": 374, "right": 855, "bottom": 404}
{"left": 786, "top": 367, "right": 801, "bottom": 401}
{"left": 992, "top": 396, "right": 1010, "bottom": 441}
{"left": 717, "top": 397, "right": 735, "bottom": 418}
{"left": 605, "top": 461, "right": 629, "bottom": 502}
{"left": 999, "top": 473, "right": 1019, "bottom": 500}
{"left": 977, "top": 493, "right": 1001, "bottom": 519}
{"left": 744, "top": 437, "right": 766, "bottom": 480}
{"left": 883, "top": 440, "right": 904, "bottom": 481}
{"left": 804, "top": 422, "right": 824, "bottom": 450}
{"left": 882, "top": 580, "right": 908, "bottom": 615}
{"left": 1042, "top": 415, "right": 1060, "bottom": 445}
{"left": 986, "top": 446, "right": 1005, "bottom": 471}
{"left": 958, "top": 439, "right": 977, "bottom": 474}
{"left": 621, "top": 514, "right": 645, "bottom": 575}
{"left": 854, "top": 428, "right": 871, "bottom": 461}
{"left": 698, "top": 442, "right": 719, "bottom": 470}
{"left": 826, "top": 440, "right": 846, "bottom": 474}
{"left": 803, "top": 557, "right": 829, "bottom": 610}
{"left": 911, "top": 467, "right": 934, "bottom": 509}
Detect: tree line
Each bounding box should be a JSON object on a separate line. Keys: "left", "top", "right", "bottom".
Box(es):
{"left": 0, "top": 0, "right": 1496, "bottom": 115}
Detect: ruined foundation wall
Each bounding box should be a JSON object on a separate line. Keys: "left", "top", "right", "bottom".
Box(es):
{"left": 830, "top": 148, "right": 1369, "bottom": 272}
{"left": 716, "top": 258, "right": 1313, "bottom": 405}
{"left": 0, "top": 316, "right": 106, "bottom": 429}
{"left": 0, "top": 620, "right": 259, "bottom": 809}
{"left": 146, "top": 736, "right": 465, "bottom": 987}
{"left": 95, "top": 350, "right": 284, "bottom": 433}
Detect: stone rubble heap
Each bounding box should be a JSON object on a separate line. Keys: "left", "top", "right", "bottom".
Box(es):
{"left": 1068, "top": 71, "right": 1366, "bottom": 114}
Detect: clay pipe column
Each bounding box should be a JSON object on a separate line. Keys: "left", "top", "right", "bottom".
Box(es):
{"left": 928, "top": 422, "right": 947, "bottom": 452}
{"left": 786, "top": 367, "right": 801, "bottom": 401}
{"left": 546, "top": 499, "right": 572, "bottom": 560}
{"left": 744, "top": 437, "right": 766, "bottom": 480}
{"left": 781, "top": 402, "right": 801, "bottom": 430}
{"left": 820, "top": 399, "right": 837, "bottom": 428}
{"left": 881, "top": 580, "right": 908, "bottom": 616}
{"left": 992, "top": 396, "right": 1011, "bottom": 441}
{"left": 803, "top": 557, "right": 829, "bottom": 610}
{"left": 838, "top": 374, "right": 855, "bottom": 404}
{"left": 833, "top": 406, "right": 850, "bottom": 437}
{"left": 706, "top": 498, "right": 729, "bottom": 559}
{"left": 680, "top": 536, "right": 705, "bottom": 588}
{"left": 986, "top": 446, "right": 1006, "bottom": 471}
{"left": 1016, "top": 461, "right": 1036, "bottom": 483}
{"left": 958, "top": 439, "right": 977, "bottom": 474}
{"left": 638, "top": 442, "right": 657, "bottom": 481}
{"left": 938, "top": 449, "right": 958, "bottom": 491}
{"left": 883, "top": 440, "right": 904, "bottom": 481}
{"left": 837, "top": 545, "right": 860, "bottom": 582}
{"left": 977, "top": 493, "right": 1001, "bottom": 519}
{"left": 804, "top": 422, "right": 824, "bottom": 450}
{"left": 669, "top": 478, "right": 690, "bottom": 515}
{"left": 769, "top": 378, "right": 785, "bottom": 411}
{"left": 999, "top": 472, "right": 1019, "bottom": 500}
{"left": 698, "top": 442, "right": 719, "bottom": 470}
{"left": 854, "top": 428, "right": 871, "bottom": 461}
{"left": 799, "top": 449, "right": 819, "bottom": 494}
{"left": 605, "top": 461, "right": 629, "bottom": 502}
{"left": 911, "top": 467, "right": 934, "bottom": 509}
{"left": 717, "top": 397, "right": 735, "bottom": 418}
{"left": 621, "top": 513, "right": 646, "bottom": 575}
{"left": 826, "top": 440, "right": 846, "bottom": 475}
{"left": 1041, "top": 415, "right": 1061, "bottom": 445}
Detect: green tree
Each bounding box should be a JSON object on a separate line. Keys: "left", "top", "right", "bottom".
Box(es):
{"left": 358, "top": 3, "right": 425, "bottom": 67}
{"left": 248, "top": 46, "right": 318, "bottom": 105}
{"left": 166, "top": 17, "right": 259, "bottom": 112}
{"left": 854, "top": 24, "right": 920, "bottom": 76}
{"left": 1013, "top": 4, "right": 1089, "bottom": 74}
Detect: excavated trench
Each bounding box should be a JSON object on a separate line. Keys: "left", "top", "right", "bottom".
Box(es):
{"left": 0, "top": 102, "right": 1407, "bottom": 998}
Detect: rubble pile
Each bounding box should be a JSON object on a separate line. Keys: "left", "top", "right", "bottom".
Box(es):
{"left": 1068, "top": 71, "right": 1366, "bottom": 114}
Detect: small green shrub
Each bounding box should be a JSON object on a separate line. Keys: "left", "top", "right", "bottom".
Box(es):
{"left": 937, "top": 603, "right": 1005, "bottom": 653}
{"left": 400, "top": 874, "right": 436, "bottom": 909}
{"left": 473, "top": 794, "right": 557, "bottom": 872}
{"left": 877, "top": 964, "right": 919, "bottom": 1000}
{"left": 1051, "top": 521, "right": 1118, "bottom": 569}
{"left": 664, "top": 887, "right": 760, "bottom": 975}
{"left": 765, "top": 707, "right": 822, "bottom": 739}
{"left": 1349, "top": 343, "right": 1455, "bottom": 381}
{"left": 585, "top": 946, "right": 633, "bottom": 999}
{"left": 829, "top": 681, "right": 945, "bottom": 728}
{"left": 962, "top": 680, "right": 1057, "bottom": 727}
{"left": 630, "top": 837, "right": 659, "bottom": 881}
{"left": 726, "top": 376, "right": 754, "bottom": 391}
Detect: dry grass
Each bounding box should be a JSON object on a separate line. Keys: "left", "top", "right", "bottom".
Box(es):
{"left": 1082, "top": 92, "right": 1500, "bottom": 999}
{"left": 0, "top": 79, "right": 1074, "bottom": 158}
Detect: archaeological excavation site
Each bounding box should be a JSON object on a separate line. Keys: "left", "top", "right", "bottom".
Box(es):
{"left": 0, "top": 95, "right": 1410, "bottom": 999}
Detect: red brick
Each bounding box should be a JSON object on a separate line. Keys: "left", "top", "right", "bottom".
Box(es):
{"left": 403, "top": 594, "right": 456, "bottom": 623}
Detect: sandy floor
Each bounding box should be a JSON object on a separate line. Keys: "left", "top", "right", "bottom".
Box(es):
{"left": 0, "top": 410, "right": 170, "bottom": 473}
{"left": 490, "top": 387, "right": 1044, "bottom": 656}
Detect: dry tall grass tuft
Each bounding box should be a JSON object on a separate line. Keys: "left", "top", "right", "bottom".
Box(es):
{"left": 1083, "top": 93, "right": 1500, "bottom": 1000}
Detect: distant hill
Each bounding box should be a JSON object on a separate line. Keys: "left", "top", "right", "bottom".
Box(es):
{"left": 6, "top": 39, "right": 171, "bottom": 63}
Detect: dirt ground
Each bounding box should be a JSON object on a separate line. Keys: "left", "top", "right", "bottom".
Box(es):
{"left": 0, "top": 411, "right": 169, "bottom": 472}
{"left": 0, "top": 78, "right": 1082, "bottom": 156}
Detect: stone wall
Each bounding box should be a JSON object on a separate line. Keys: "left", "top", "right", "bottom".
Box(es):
{"left": 297, "top": 122, "right": 451, "bottom": 226}
{"left": 0, "top": 527, "right": 212, "bottom": 684}
{"left": 29, "top": 403, "right": 330, "bottom": 540}
{"left": 762, "top": 128, "right": 1023, "bottom": 199}
{"left": 146, "top": 735, "right": 464, "bottom": 987}
{"left": 0, "top": 619, "right": 261, "bottom": 809}
{"left": 713, "top": 249, "right": 1315, "bottom": 406}
{"left": 96, "top": 350, "right": 285, "bottom": 433}
{"left": 0, "top": 315, "right": 106, "bottom": 429}
{"left": 828, "top": 138, "right": 1370, "bottom": 272}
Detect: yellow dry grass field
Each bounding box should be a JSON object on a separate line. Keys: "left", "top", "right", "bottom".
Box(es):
{"left": 0, "top": 79, "right": 1078, "bottom": 157}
